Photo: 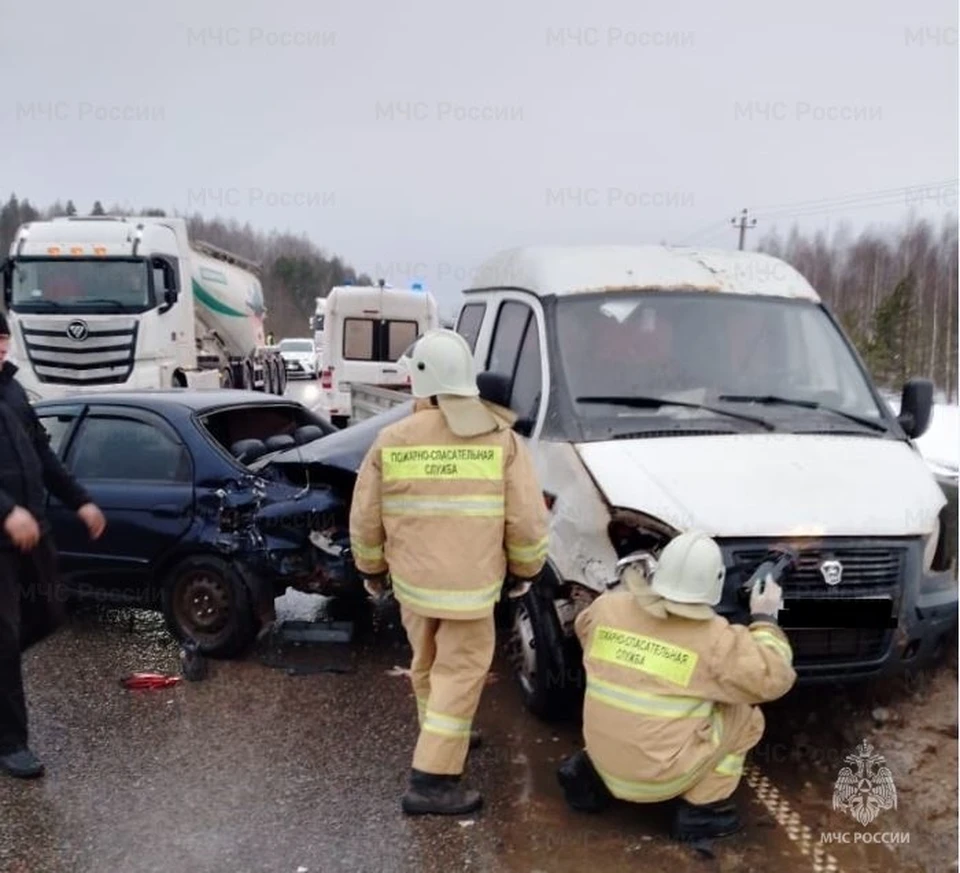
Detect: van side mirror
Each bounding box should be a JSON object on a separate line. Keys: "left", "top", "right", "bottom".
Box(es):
{"left": 513, "top": 417, "right": 534, "bottom": 437}
{"left": 898, "top": 378, "right": 934, "bottom": 439}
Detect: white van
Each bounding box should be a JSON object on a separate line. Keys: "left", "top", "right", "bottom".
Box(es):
{"left": 454, "top": 245, "right": 956, "bottom": 718}
{"left": 313, "top": 298, "right": 327, "bottom": 366}
{"left": 319, "top": 284, "right": 439, "bottom": 427}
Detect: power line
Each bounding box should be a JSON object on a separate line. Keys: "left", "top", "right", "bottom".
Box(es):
{"left": 677, "top": 178, "right": 958, "bottom": 245}
{"left": 750, "top": 178, "right": 957, "bottom": 214}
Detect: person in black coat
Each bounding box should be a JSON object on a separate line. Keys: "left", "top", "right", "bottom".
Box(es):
{"left": 0, "top": 311, "right": 106, "bottom": 778}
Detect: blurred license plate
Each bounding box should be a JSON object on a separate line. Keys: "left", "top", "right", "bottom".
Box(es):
{"left": 780, "top": 597, "right": 896, "bottom": 629}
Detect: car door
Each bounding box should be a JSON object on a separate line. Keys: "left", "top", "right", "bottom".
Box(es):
{"left": 485, "top": 299, "right": 547, "bottom": 434}
{"left": 50, "top": 405, "right": 196, "bottom": 600}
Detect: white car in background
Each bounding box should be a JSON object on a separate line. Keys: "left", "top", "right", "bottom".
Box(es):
{"left": 278, "top": 338, "right": 319, "bottom": 380}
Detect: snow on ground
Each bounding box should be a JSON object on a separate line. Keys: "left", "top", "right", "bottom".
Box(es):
{"left": 915, "top": 403, "right": 959, "bottom": 477}
{"left": 882, "top": 394, "right": 958, "bottom": 478}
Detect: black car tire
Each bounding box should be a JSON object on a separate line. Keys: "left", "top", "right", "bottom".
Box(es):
{"left": 161, "top": 555, "right": 257, "bottom": 658}
{"left": 275, "top": 360, "right": 287, "bottom": 395}
{"left": 263, "top": 360, "right": 276, "bottom": 394}
{"left": 506, "top": 584, "right": 582, "bottom": 722}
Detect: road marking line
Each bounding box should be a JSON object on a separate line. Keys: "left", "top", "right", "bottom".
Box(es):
{"left": 745, "top": 765, "right": 843, "bottom": 873}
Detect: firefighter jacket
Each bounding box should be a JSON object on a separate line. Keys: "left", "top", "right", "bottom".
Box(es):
{"left": 349, "top": 402, "right": 549, "bottom": 620}
{"left": 574, "top": 589, "right": 797, "bottom": 802}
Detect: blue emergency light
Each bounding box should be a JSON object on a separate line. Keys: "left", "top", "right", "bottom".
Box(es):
{"left": 411, "top": 282, "right": 423, "bottom": 291}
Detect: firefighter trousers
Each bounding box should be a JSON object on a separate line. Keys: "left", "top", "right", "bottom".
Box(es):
{"left": 400, "top": 605, "right": 496, "bottom": 776}
{"left": 681, "top": 702, "right": 765, "bottom": 805}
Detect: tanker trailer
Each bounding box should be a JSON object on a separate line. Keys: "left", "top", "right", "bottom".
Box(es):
{"left": 1, "top": 215, "right": 286, "bottom": 401}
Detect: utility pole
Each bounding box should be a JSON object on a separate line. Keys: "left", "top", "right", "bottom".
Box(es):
{"left": 730, "top": 208, "right": 757, "bottom": 250}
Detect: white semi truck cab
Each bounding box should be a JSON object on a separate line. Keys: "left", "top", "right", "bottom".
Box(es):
{"left": 1, "top": 216, "right": 286, "bottom": 401}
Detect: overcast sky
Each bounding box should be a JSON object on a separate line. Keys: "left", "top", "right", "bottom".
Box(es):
{"left": 2, "top": 0, "right": 957, "bottom": 318}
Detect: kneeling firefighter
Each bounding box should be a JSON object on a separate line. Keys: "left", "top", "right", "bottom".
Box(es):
{"left": 558, "top": 531, "right": 797, "bottom": 841}
{"left": 349, "top": 329, "right": 549, "bottom": 815}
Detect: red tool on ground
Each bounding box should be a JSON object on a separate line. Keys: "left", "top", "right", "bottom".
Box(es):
{"left": 120, "top": 673, "right": 182, "bottom": 690}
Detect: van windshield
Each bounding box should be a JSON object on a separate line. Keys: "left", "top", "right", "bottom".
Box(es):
{"left": 554, "top": 292, "right": 887, "bottom": 435}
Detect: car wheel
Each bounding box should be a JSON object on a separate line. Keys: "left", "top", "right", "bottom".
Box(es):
{"left": 505, "top": 585, "right": 581, "bottom": 721}
{"left": 161, "top": 555, "right": 256, "bottom": 657}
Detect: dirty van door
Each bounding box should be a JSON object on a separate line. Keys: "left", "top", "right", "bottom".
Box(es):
{"left": 53, "top": 406, "right": 195, "bottom": 602}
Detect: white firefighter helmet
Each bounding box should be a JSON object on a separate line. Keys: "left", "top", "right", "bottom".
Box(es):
{"left": 649, "top": 531, "right": 726, "bottom": 608}
{"left": 399, "top": 329, "right": 479, "bottom": 399}
{"left": 399, "top": 329, "right": 501, "bottom": 437}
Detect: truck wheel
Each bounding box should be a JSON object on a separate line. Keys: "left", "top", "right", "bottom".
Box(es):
{"left": 506, "top": 585, "right": 580, "bottom": 721}
{"left": 161, "top": 555, "right": 256, "bottom": 658}
{"left": 275, "top": 360, "right": 287, "bottom": 395}
{"left": 263, "top": 360, "right": 276, "bottom": 394}
{"left": 242, "top": 362, "right": 254, "bottom": 391}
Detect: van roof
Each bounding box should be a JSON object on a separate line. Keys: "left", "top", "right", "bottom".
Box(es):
{"left": 463, "top": 244, "right": 820, "bottom": 302}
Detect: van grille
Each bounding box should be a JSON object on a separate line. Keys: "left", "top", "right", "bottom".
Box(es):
{"left": 728, "top": 544, "right": 903, "bottom": 597}
{"left": 18, "top": 316, "right": 138, "bottom": 386}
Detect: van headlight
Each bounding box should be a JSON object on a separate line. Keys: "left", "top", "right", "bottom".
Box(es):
{"left": 923, "top": 519, "right": 941, "bottom": 572}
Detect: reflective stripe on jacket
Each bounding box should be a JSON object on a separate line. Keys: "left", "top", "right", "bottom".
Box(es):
{"left": 575, "top": 590, "right": 797, "bottom": 802}
{"left": 349, "top": 403, "right": 549, "bottom": 620}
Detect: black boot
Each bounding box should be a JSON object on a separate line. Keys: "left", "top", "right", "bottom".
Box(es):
{"left": 556, "top": 750, "right": 613, "bottom": 813}
{"left": 0, "top": 747, "right": 45, "bottom": 779}
{"left": 401, "top": 769, "right": 483, "bottom": 816}
{"left": 671, "top": 798, "right": 741, "bottom": 842}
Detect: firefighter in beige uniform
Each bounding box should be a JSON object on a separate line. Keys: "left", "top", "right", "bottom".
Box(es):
{"left": 559, "top": 530, "right": 796, "bottom": 841}
{"left": 350, "top": 329, "right": 549, "bottom": 816}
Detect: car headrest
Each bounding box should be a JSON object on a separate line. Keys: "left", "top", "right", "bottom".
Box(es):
{"left": 231, "top": 438, "right": 268, "bottom": 462}
{"left": 294, "top": 424, "right": 324, "bottom": 445}
{"left": 264, "top": 434, "right": 296, "bottom": 451}
{"left": 477, "top": 371, "right": 512, "bottom": 410}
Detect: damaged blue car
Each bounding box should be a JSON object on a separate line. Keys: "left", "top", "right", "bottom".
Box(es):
{"left": 34, "top": 389, "right": 370, "bottom": 656}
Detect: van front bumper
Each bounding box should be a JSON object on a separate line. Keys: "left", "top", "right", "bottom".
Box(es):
{"left": 717, "top": 536, "right": 957, "bottom": 684}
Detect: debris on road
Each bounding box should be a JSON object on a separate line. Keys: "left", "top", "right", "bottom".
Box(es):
{"left": 120, "top": 673, "right": 182, "bottom": 690}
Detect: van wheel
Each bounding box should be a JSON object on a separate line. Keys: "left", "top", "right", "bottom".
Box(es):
{"left": 506, "top": 585, "right": 581, "bottom": 721}
{"left": 161, "top": 555, "right": 256, "bottom": 658}
{"left": 331, "top": 415, "right": 349, "bottom": 429}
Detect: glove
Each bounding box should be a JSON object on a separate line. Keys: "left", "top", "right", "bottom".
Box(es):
{"left": 504, "top": 575, "right": 533, "bottom": 599}
{"left": 363, "top": 573, "right": 392, "bottom": 603}
{"left": 749, "top": 574, "right": 784, "bottom": 620}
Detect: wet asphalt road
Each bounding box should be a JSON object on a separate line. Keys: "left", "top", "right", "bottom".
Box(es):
{"left": 0, "top": 377, "right": 950, "bottom": 872}
{"left": 2, "top": 595, "right": 944, "bottom": 873}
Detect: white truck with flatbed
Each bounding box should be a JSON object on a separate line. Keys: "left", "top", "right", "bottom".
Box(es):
{"left": 355, "top": 244, "right": 958, "bottom": 719}
{"left": 1, "top": 215, "right": 286, "bottom": 401}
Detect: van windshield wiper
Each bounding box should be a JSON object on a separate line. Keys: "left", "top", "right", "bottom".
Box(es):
{"left": 717, "top": 394, "right": 888, "bottom": 432}
{"left": 576, "top": 395, "right": 775, "bottom": 430}
{"left": 15, "top": 299, "right": 64, "bottom": 310}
